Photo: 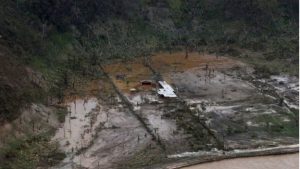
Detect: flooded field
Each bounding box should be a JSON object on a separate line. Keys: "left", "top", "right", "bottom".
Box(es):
{"left": 53, "top": 96, "right": 154, "bottom": 169}
{"left": 127, "top": 93, "right": 193, "bottom": 154}
{"left": 154, "top": 52, "right": 299, "bottom": 150}
{"left": 182, "top": 153, "right": 299, "bottom": 169}
{"left": 53, "top": 97, "right": 98, "bottom": 152}
{"left": 51, "top": 52, "right": 298, "bottom": 169}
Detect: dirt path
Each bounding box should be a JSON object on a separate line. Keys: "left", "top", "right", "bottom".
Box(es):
{"left": 182, "top": 153, "right": 299, "bottom": 169}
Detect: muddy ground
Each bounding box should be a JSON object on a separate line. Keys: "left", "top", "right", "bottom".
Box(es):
{"left": 169, "top": 66, "right": 298, "bottom": 149}
{"left": 52, "top": 80, "right": 159, "bottom": 169}
{"left": 51, "top": 52, "right": 298, "bottom": 169}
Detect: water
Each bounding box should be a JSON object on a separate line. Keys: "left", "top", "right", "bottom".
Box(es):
{"left": 52, "top": 97, "right": 152, "bottom": 169}
{"left": 52, "top": 97, "right": 99, "bottom": 153}
{"left": 182, "top": 153, "right": 299, "bottom": 169}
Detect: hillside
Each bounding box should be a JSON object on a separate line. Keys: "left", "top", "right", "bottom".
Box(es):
{"left": 0, "top": 0, "right": 298, "bottom": 168}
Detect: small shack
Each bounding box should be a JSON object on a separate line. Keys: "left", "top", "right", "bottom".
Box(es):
{"left": 140, "top": 80, "right": 155, "bottom": 86}
{"left": 157, "top": 81, "right": 177, "bottom": 98}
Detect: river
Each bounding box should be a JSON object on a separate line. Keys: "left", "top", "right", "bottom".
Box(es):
{"left": 182, "top": 153, "right": 299, "bottom": 169}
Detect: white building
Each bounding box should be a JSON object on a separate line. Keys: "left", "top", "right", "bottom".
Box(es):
{"left": 157, "top": 81, "right": 177, "bottom": 98}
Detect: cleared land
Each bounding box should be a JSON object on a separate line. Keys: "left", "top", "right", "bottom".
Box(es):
{"left": 51, "top": 52, "right": 299, "bottom": 169}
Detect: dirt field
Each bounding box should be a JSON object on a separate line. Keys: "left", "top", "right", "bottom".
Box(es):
{"left": 150, "top": 52, "right": 246, "bottom": 83}
{"left": 103, "top": 60, "right": 153, "bottom": 92}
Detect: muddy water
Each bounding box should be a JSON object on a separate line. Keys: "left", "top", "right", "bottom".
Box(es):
{"left": 182, "top": 153, "right": 299, "bottom": 169}
{"left": 71, "top": 106, "right": 151, "bottom": 169}
{"left": 170, "top": 67, "right": 255, "bottom": 102}
{"left": 268, "top": 75, "right": 299, "bottom": 109}
{"left": 53, "top": 97, "right": 152, "bottom": 169}
{"left": 126, "top": 92, "right": 192, "bottom": 153}
{"left": 53, "top": 97, "right": 99, "bottom": 152}
{"left": 147, "top": 114, "right": 176, "bottom": 140}
{"left": 51, "top": 52, "right": 299, "bottom": 169}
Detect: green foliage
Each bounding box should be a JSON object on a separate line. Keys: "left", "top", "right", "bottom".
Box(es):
{"left": 0, "top": 0, "right": 298, "bottom": 122}
{"left": 167, "top": 0, "right": 182, "bottom": 11}
{"left": 256, "top": 113, "right": 299, "bottom": 137}
{"left": 55, "top": 107, "right": 68, "bottom": 123}
{"left": 0, "top": 134, "right": 65, "bottom": 169}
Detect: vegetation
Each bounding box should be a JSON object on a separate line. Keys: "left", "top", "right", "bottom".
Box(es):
{"left": 0, "top": 133, "right": 65, "bottom": 169}
{"left": 0, "top": 0, "right": 298, "bottom": 167}
{"left": 55, "top": 107, "right": 68, "bottom": 123}
{"left": 256, "top": 112, "right": 299, "bottom": 137}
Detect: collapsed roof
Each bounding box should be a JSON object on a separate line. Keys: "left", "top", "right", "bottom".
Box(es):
{"left": 157, "top": 81, "right": 177, "bottom": 98}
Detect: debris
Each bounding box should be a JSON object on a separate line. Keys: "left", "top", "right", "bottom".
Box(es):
{"left": 157, "top": 81, "right": 177, "bottom": 98}
{"left": 130, "top": 88, "right": 137, "bottom": 92}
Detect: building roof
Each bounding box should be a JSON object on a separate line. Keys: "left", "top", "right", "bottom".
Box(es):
{"left": 157, "top": 81, "right": 177, "bottom": 98}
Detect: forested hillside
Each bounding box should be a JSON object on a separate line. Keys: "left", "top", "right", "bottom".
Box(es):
{"left": 0, "top": 0, "right": 298, "bottom": 124}
{"left": 0, "top": 0, "right": 298, "bottom": 167}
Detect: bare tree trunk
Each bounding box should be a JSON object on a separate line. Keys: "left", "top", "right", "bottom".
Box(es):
{"left": 106, "top": 31, "right": 111, "bottom": 48}
{"left": 185, "top": 43, "right": 189, "bottom": 59}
